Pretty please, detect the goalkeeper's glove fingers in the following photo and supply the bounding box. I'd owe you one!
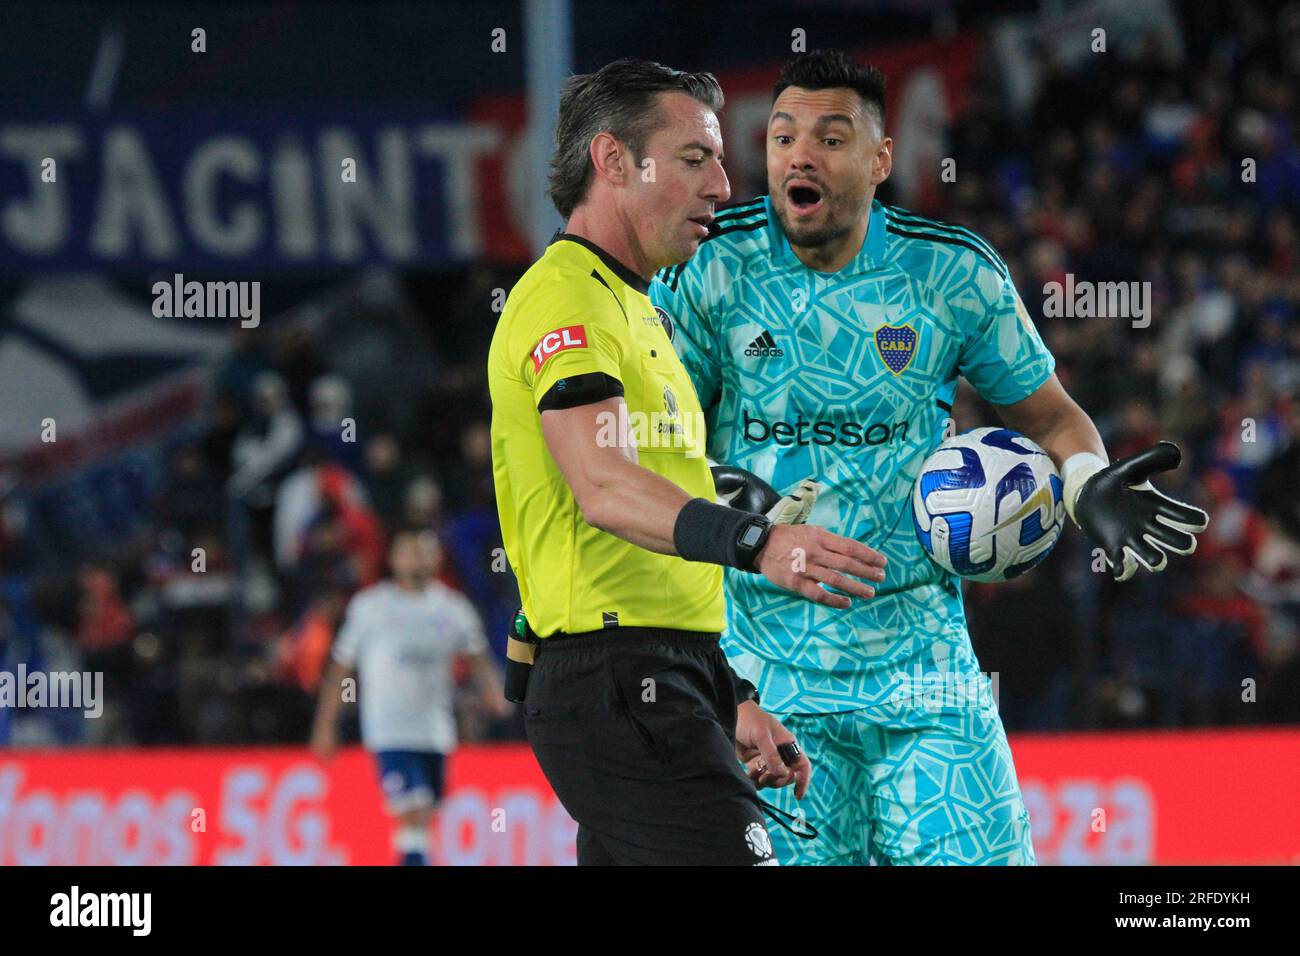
[765,478,820,525]
[712,464,780,514]
[711,466,819,524]
[1068,441,1209,583]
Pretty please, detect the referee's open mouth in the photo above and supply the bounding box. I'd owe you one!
[686,214,714,238]
[785,179,824,218]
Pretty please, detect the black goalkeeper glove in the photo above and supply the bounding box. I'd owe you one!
[1066,441,1210,583]
[711,465,819,524]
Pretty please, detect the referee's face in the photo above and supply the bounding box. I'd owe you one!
[628,91,730,271]
[767,86,888,251]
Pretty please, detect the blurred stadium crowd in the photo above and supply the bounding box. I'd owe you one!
[0,284,522,746]
[1,1,1297,746]
[957,3,1300,730]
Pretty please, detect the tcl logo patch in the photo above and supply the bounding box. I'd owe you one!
[532,325,587,371]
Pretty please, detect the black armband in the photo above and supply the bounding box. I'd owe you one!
[537,372,624,412]
[673,497,772,573]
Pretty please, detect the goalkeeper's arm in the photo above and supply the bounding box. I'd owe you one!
[995,374,1208,581]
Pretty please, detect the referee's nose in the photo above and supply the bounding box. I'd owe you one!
[704,157,731,206]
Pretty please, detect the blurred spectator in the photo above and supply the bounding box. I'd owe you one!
[274,585,347,695]
[143,529,233,651]
[402,475,444,531]
[1212,363,1290,499]
[77,564,135,657]
[1179,471,1271,659]
[153,442,224,542]
[1257,401,1300,544]
[442,421,495,512]
[229,372,304,561]
[295,465,386,597]
[272,325,328,413]
[229,373,305,504]
[0,470,27,574]
[274,447,371,577]
[214,327,273,413]
[307,374,365,476]
[364,434,422,532]
[201,393,243,477]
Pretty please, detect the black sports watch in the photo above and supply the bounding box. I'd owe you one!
[734,513,773,572]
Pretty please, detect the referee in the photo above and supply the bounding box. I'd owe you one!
[488,59,887,865]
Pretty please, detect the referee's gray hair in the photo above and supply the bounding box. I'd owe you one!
[548,59,724,220]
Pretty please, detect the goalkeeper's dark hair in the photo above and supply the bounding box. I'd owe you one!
[773,50,887,132]
[548,59,724,220]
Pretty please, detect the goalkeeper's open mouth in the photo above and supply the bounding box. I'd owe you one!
[785,179,824,217]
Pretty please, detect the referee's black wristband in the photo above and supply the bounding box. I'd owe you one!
[734,677,760,707]
[673,498,772,573]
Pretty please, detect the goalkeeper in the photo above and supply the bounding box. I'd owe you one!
[651,50,1208,864]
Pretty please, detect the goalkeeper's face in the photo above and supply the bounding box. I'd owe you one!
[767,86,890,250]
[624,91,731,271]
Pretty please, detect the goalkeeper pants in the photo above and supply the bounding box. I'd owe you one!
[762,703,1036,865]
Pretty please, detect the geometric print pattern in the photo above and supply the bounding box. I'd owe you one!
[650,195,1056,715]
[762,702,1036,865]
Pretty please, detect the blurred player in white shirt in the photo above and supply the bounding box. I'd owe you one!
[312,529,511,865]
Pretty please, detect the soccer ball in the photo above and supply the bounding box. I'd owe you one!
[912,427,1066,582]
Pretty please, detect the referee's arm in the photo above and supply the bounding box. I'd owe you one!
[542,397,691,553]
[542,396,887,608]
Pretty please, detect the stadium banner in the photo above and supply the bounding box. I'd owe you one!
[0,744,575,866]
[2,728,1297,865]
[0,36,977,275]
[1010,728,1300,865]
[0,112,486,274]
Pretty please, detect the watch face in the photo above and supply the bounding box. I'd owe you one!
[740,523,764,547]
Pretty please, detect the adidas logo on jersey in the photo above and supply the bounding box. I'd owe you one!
[744,330,783,357]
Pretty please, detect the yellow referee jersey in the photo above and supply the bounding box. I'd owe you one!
[488,233,725,638]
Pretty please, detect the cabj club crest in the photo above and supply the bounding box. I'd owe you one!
[875,323,917,374]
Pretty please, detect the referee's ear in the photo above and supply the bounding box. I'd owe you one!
[588,131,629,188]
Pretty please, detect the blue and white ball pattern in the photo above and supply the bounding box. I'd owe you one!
[913,427,1065,582]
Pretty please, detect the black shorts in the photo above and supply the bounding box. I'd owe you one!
[523,629,776,865]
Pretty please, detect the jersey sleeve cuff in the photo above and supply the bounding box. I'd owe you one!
[984,357,1056,408]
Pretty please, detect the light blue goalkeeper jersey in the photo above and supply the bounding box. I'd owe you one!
[650,196,1055,714]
